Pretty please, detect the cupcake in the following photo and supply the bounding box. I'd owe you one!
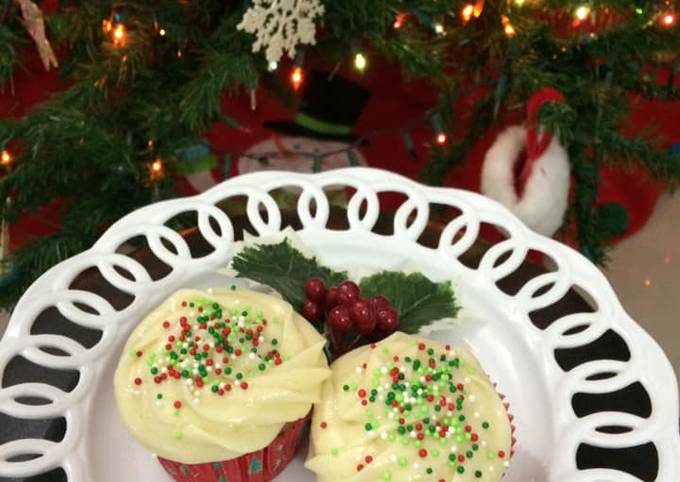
[115,288,331,482]
[306,332,512,481]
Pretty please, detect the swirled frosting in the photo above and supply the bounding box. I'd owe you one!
[114,288,330,464]
[306,332,511,481]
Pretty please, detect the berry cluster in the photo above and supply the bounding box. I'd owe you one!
[302,278,400,340]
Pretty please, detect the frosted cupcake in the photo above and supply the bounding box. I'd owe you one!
[115,288,331,482]
[306,332,512,481]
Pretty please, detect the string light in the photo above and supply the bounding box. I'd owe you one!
[103,19,126,48]
[354,53,367,72]
[394,14,406,29]
[113,24,126,47]
[473,0,485,18]
[575,5,590,21]
[662,12,676,27]
[0,150,12,166]
[436,133,447,145]
[150,158,164,180]
[502,16,516,37]
[434,22,445,35]
[159,28,166,36]
[462,4,475,23]
[291,67,304,91]
[177,50,183,57]
[267,60,278,72]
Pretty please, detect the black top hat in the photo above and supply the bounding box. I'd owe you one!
[264,70,371,142]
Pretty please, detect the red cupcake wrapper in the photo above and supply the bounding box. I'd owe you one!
[158,417,308,482]
[497,390,517,458]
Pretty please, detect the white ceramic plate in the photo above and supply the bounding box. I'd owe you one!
[0,168,678,482]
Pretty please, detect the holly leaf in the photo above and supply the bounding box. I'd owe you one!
[232,241,460,335]
[359,272,460,334]
[231,239,346,311]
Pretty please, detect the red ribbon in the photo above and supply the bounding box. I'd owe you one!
[515,88,565,197]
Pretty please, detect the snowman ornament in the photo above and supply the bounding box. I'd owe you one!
[186,70,371,192]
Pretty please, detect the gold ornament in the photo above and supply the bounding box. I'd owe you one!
[17,0,58,71]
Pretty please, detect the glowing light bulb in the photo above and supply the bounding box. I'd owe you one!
[354,53,367,71]
[113,24,126,47]
[462,4,474,22]
[436,133,447,145]
[502,16,516,37]
[644,278,652,287]
[394,14,406,29]
[291,67,303,91]
[514,0,525,6]
[159,28,166,36]
[473,0,484,18]
[267,60,278,72]
[434,22,445,35]
[0,150,11,165]
[575,6,590,21]
[150,159,164,180]
[662,13,676,27]
[102,19,112,33]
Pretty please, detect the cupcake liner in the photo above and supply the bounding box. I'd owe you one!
[498,392,516,458]
[494,385,516,464]
[158,417,308,482]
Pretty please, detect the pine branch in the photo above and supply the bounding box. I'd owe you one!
[0,23,22,84]
[601,129,680,182]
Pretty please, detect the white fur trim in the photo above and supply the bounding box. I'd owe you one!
[480,125,570,236]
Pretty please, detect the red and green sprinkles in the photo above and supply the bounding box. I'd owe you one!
[339,339,507,480]
[130,296,287,424]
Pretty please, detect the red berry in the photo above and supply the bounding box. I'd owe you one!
[328,305,352,333]
[337,281,360,305]
[325,287,339,308]
[370,295,391,311]
[304,278,327,303]
[302,300,323,322]
[350,300,376,335]
[376,307,400,333]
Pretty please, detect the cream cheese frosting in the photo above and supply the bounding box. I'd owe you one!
[306,332,511,481]
[114,288,330,464]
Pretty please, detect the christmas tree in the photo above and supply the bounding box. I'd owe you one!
[1,0,680,308]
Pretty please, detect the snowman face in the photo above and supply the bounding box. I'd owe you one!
[238,135,366,175]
